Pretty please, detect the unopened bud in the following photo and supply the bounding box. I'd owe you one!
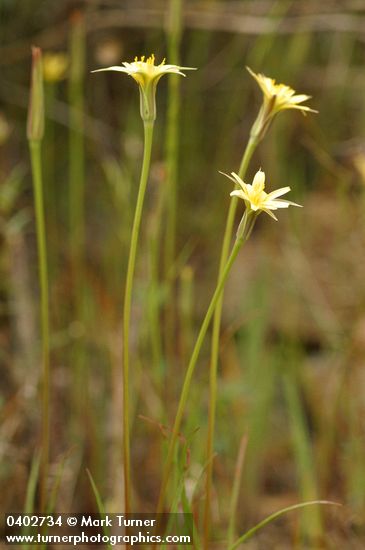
[27,46,44,142]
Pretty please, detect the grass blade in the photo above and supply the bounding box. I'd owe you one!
[86,469,112,549]
[228,500,341,549]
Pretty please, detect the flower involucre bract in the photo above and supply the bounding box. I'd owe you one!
[92,54,196,122]
[224,169,301,221]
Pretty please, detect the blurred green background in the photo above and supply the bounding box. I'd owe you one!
[1,1,365,547]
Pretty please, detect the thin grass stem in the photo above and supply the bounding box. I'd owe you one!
[228,500,340,549]
[69,13,85,274]
[29,140,50,511]
[283,368,323,542]
[68,12,87,436]
[164,0,183,361]
[23,452,40,548]
[227,435,249,547]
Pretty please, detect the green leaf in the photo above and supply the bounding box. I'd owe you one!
[228,500,341,549]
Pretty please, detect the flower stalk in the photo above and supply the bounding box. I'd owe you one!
[122,119,154,512]
[203,68,315,547]
[93,54,195,513]
[157,232,247,513]
[203,136,258,548]
[158,161,301,511]
[203,167,301,543]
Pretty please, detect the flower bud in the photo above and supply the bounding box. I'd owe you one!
[27,46,45,142]
[43,52,68,83]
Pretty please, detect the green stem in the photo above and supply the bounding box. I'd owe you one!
[147,186,164,387]
[283,369,323,542]
[69,13,85,277]
[157,235,245,513]
[44,82,57,255]
[123,120,154,513]
[164,0,183,361]
[203,136,258,548]
[68,13,86,436]
[227,435,248,547]
[29,140,50,512]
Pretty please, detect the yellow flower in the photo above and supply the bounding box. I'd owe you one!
[247,67,316,114]
[92,54,192,84]
[92,54,196,121]
[43,52,68,82]
[224,169,301,221]
[247,67,317,141]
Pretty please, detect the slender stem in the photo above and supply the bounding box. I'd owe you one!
[69,13,85,277]
[157,236,245,513]
[147,186,164,385]
[164,0,183,361]
[283,369,323,541]
[123,120,154,513]
[44,83,57,262]
[29,140,50,512]
[68,13,86,435]
[227,435,248,547]
[203,135,258,548]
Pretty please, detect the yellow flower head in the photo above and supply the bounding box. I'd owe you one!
[247,67,316,116]
[43,52,68,82]
[247,67,317,141]
[92,54,196,121]
[93,54,193,85]
[224,169,301,221]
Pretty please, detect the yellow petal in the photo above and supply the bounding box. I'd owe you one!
[252,170,265,192]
